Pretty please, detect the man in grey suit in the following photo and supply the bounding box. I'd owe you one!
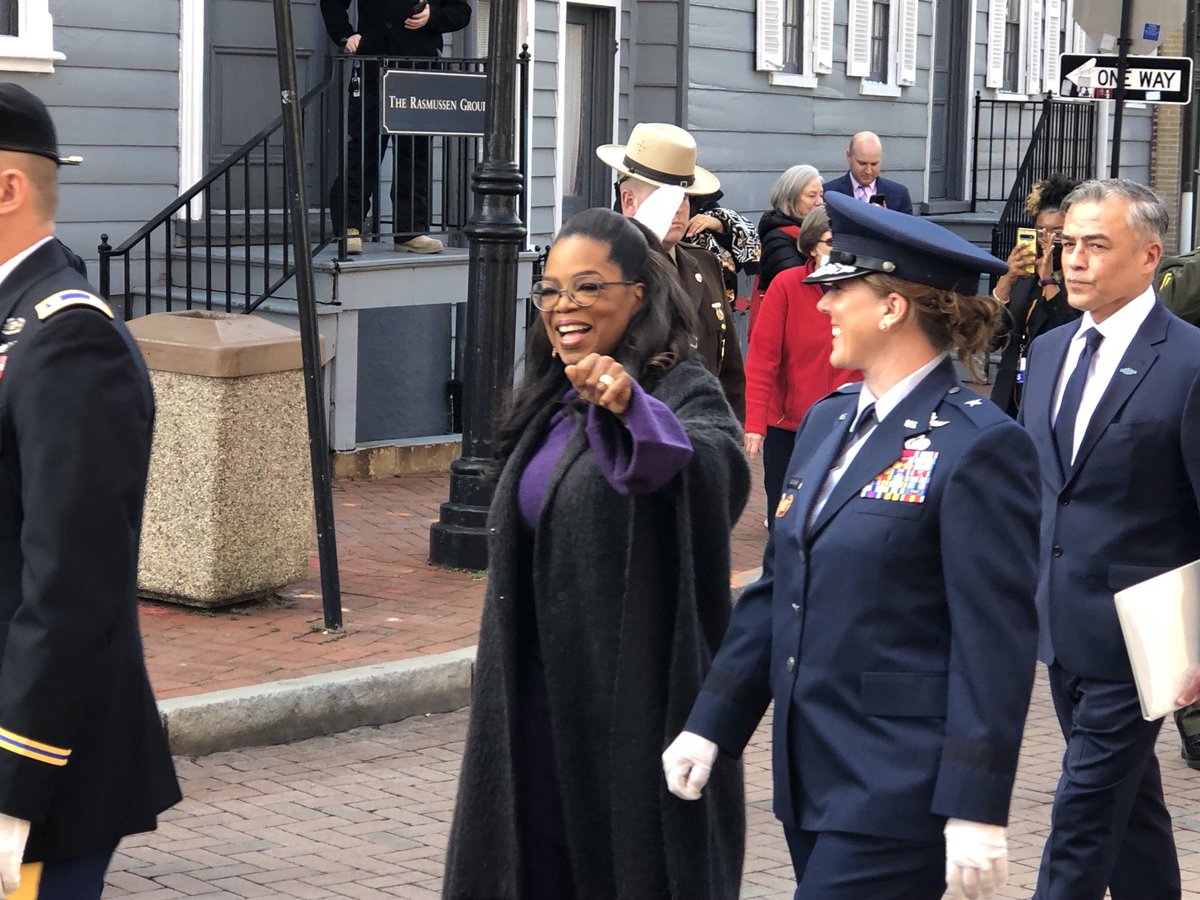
[1019,178,1200,899]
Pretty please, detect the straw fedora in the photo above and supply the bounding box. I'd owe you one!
[596,122,720,196]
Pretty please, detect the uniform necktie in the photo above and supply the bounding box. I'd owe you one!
[1053,327,1104,470]
[840,402,877,458]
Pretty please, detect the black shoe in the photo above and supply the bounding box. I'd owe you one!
[1174,708,1200,770]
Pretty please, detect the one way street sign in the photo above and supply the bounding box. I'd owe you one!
[1058,54,1193,105]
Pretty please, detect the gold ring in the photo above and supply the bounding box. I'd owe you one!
[598,373,615,387]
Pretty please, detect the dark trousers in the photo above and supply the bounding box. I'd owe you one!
[763,426,797,525]
[329,60,431,241]
[783,827,944,899]
[1035,662,1180,900]
[24,843,117,899]
[515,652,577,900]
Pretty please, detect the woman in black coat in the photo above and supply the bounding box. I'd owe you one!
[990,175,1081,417]
[443,209,749,900]
[750,164,824,335]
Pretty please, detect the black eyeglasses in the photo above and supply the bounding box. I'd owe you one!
[531,278,639,311]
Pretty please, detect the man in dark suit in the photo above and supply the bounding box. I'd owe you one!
[598,123,746,422]
[321,0,472,255]
[0,84,181,898]
[823,131,914,215]
[1019,178,1200,899]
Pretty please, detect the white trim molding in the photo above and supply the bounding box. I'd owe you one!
[179,0,205,219]
[0,2,64,74]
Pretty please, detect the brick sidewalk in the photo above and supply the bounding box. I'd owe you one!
[141,463,770,700]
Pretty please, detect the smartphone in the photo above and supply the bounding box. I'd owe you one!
[1016,227,1037,274]
[868,194,887,208]
[410,0,428,15]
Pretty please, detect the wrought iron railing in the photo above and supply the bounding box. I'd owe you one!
[988,98,1097,273]
[972,93,1096,213]
[99,51,531,320]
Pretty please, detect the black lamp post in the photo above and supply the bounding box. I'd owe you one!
[428,0,525,568]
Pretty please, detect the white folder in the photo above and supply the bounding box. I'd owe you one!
[1113,559,1200,721]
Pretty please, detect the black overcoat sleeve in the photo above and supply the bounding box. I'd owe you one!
[0,309,153,822]
[427,0,472,36]
[320,0,355,44]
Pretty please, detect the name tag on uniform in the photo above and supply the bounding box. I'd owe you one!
[860,450,938,503]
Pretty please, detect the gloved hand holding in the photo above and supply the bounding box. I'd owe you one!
[944,818,1007,899]
[662,731,718,800]
[0,813,30,896]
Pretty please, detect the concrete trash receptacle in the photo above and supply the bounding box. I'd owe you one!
[128,311,320,608]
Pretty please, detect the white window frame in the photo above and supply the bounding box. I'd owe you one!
[988,0,1073,98]
[845,0,917,98]
[757,0,833,89]
[0,1,63,73]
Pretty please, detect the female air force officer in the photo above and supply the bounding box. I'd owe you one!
[663,192,1042,899]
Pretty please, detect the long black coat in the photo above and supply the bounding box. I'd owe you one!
[444,360,750,900]
[990,275,1081,417]
[0,239,181,861]
[320,0,472,56]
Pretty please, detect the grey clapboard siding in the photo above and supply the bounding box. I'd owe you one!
[529,0,558,246]
[684,0,932,215]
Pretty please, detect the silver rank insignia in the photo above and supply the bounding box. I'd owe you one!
[965,398,983,407]
[1,317,24,336]
[904,419,919,429]
[930,412,950,428]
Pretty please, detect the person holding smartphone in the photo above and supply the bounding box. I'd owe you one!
[989,175,1081,417]
[321,0,471,255]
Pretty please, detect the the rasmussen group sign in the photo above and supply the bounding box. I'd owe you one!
[382,70,487,136]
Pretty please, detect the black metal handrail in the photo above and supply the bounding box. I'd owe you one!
[971,93,1096,213]
[99,69,335,319]
[100,51,531,320]
[989,97,1097,273]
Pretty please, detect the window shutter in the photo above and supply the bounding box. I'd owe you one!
[986,0,1007,88]
[846,0,871,78]
[756,0,786,71]
[1045,0,1062,92]
[813,0,834,74]
[1025,0,1043,94]
[898,0,919,86]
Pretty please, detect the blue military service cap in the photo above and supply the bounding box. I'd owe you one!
[806,192,1008,294]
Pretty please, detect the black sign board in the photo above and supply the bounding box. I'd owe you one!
[1057,54,1193,105]
[381,70,487,136]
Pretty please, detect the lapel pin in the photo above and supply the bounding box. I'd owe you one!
[694,272,703,282]
[905,434,932,451]
[966,398,983,407]
[1119,367,1137,376]
[904,418,919,429]
[838,412,848,421]
[1,317,24,336]
[930,412,950,428]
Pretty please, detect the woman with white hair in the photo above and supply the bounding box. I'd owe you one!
[750,164,823,333]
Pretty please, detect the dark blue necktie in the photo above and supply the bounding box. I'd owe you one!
[1053,328,1104,471]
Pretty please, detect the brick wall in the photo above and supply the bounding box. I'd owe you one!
[1151,27,1186,251]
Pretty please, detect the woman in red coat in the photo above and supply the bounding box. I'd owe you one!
[744,206,862,523]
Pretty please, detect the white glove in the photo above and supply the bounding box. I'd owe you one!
[944,818,1007,899]
[0,813,30,896]
[662,731,718,800]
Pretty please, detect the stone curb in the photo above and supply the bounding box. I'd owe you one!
[155,567,765,756]
[158,646,477,756]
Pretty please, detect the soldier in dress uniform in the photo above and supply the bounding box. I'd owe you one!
[0,84,180,899]
[598,123,746,423]
[663,192,1041,899]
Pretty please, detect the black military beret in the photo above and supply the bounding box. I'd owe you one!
[0,83,81,166]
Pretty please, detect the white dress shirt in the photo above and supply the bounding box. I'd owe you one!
[1051,286,1156,465]
[0,235,53,292]
[809,352,948,525]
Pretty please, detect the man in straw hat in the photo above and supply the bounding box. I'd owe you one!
[597,123,745,422]
[0,83,180,898]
